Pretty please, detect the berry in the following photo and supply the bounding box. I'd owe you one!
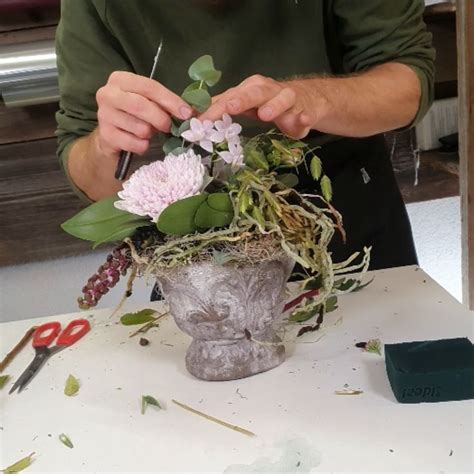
[77,243,132,309]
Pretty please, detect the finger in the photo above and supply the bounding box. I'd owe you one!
[108,71,193,120]
[98,106,154,140]
[257,87,296,122]
[101,87,172,133]
[274,112,311,139]
[99,123,150,155]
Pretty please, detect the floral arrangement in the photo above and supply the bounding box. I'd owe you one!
[62,56,370,334]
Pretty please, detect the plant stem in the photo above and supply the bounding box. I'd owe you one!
[172,399,256,438]
[0,326,37,373]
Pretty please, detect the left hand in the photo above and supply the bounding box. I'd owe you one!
[199,74,327,139]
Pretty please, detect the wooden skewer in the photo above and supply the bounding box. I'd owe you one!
[0,326,37,373]
[172,399,256,438]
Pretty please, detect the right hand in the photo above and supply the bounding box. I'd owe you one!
[94,71,193,157]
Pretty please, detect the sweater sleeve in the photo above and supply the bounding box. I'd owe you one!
[329,0,436,125]
[55,0,132,197]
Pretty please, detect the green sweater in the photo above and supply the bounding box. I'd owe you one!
[56,0,435,174]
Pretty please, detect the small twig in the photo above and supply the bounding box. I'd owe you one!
[129,312,169,338]
[110,266,137,319]
[335,389,364,396]
[172,399,255,437]
[0,326,36,373]
[296,305,325,337]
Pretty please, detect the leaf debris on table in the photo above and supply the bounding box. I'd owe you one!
[3,452,35,473]
[0,375,11,390]
[120,309,158,326]
[355,338,382,355]
[334,389,364,396]
[59,433,74,449]
[141,395,162,415]
[172,399,255,437]
[64,374,80,397]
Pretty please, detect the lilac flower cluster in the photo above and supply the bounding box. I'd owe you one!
[181,114,244,167]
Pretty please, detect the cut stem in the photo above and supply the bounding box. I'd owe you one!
[172,399,255,438]
[0,326,37,373]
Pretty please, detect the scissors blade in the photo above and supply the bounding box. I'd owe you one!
[9,351,50,394]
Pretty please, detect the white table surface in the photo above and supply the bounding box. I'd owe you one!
[0,265,473,474]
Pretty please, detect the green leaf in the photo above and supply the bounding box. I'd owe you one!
[59,433,74,449]
[188,55,222,86]
[325,296,338,313]
[182,87,212,113]
[303,275,323,290]
[366,339,382,355]
[335,278,356,292]
[141,395,161,415]
[354,277,375,292]
[92,220,150,249]
[310,155,322,180]
[157,194,208,235]
[3,453,35,473]
[171,118,191,138]
[61,196,149,245]
[277,173,299,188]
[64,374,80,397]
[120,309,157,326]
[163,137,183,155]
[289,306,320,323]
[320,175,333,202]
[245,148,269,171]
[206,193,233,212]
[251,207,266,228]
[194,200,233,229]
[0,375,11,390]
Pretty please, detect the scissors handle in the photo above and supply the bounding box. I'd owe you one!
[32,322,61,348]
[56,319,91,347]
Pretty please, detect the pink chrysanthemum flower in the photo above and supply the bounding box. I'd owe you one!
[114,150,205,222]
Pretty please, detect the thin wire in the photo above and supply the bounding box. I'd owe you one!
[149,40,163,80]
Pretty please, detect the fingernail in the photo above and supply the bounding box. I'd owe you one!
[228,99,240,112]
[260,107,273,119]
[180,106,192,119]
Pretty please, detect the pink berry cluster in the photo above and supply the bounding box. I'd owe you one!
[78,244,131,309]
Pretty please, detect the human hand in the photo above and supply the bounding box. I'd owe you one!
[94,71,193,158]
[199,74,328,139]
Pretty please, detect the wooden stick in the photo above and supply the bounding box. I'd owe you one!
[172,399,256,438]
[129,312,169,338]
[0,326,36,373]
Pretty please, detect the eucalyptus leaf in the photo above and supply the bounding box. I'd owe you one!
[61,196,149,245]
[182,88,212,113]
[64,374,80,397]
[59,433,73,449]
[157,194,208,235]
[321,175,333,202]
[120,309,157,326]
[3,452,35,473]
[163,137,183,155]
[141,395,161,415]
[277,173,299,188]
[310,156,322,180]
[171,118,191,138]
[0,374,10,390]
[188,55,222,86]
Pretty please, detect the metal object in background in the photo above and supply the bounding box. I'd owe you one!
[0,39,59,107]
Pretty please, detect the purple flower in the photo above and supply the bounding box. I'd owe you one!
[209,114,242,144]
[114,150,205,222]
[218,140,244,167]
[181,118,215,152]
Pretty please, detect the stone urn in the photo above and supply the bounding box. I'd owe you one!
[156,255,294,381]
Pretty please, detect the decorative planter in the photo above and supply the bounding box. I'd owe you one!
[156,256,294,381]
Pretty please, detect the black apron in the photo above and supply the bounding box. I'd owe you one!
[151,134,417,301]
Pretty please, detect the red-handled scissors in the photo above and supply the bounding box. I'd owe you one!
[9,319,90,394]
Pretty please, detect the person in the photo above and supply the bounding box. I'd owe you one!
[55,0,435,271]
